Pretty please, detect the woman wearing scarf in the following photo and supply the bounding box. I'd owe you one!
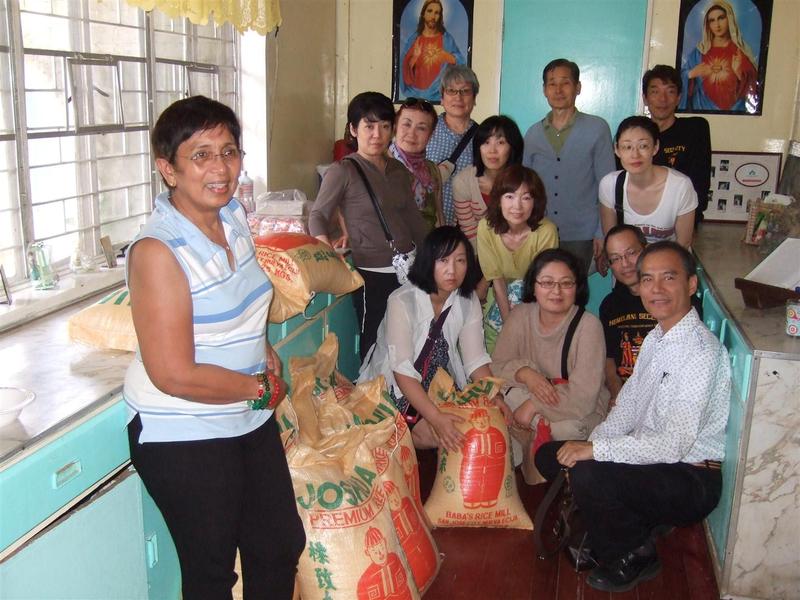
[390,98,444,228]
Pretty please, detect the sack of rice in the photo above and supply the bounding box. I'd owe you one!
[290,335,426,518]
[254,232,363,323]
[67,287,137,352]
[290,423,420,600]
[364,429,440,594]
[423,370,533,530]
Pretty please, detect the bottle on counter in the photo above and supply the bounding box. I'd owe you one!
[237,170,255,214]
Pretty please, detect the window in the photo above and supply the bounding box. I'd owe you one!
[0,0,239,284]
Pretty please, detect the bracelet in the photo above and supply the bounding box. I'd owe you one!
[248,371,278,410]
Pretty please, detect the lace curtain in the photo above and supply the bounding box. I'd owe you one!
[125,0,281,35]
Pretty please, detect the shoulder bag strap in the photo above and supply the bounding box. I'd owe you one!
[445,122,479,165]
[614,170,626,225]
[344,157,395,248]
[560,307,586,381]
[533,469,570,559]
[413,305,452,373]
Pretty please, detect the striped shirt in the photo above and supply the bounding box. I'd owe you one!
[124,192,272,443]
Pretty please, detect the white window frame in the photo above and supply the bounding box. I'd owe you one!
[0,0,240,286]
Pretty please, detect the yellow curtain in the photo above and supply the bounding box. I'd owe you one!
[125,0,281,35]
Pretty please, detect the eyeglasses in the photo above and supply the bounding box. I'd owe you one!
[180,147,244,166]
[535,279,576,290]
[617,142,654,154]
[401,97,435,112]
[443,87,474,98]
[607,248,641,265]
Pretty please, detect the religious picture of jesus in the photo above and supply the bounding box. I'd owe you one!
[392,0,473,103]
[675,0,772,115]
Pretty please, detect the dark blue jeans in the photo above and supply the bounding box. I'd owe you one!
[535,441,722,563]
[129,415,305,600]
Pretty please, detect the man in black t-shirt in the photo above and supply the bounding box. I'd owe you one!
[642,65,711,225]
[599,225,653,401]
[600,225,703,401]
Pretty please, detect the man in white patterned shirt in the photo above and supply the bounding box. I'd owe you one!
[536,240,730,593]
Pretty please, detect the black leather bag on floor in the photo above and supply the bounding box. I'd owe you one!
[533,469,590,569]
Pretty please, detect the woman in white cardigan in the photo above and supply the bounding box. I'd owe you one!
[359,226,511,451]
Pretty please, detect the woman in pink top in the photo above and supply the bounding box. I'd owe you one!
[451,115,523,246]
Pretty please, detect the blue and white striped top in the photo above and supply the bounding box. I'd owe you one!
[123,192,272,443]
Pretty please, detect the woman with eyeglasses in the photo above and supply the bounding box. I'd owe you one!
[389,97,444,228]
[426,64,480,226]
[124,96,304,599]
[598,116,697,248]
[452,115,524,246]
[491,248,609,479]
[477,164,558,353]
[310,91,430,361]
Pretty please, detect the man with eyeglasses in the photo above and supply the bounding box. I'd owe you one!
[535,241,730,593]
[642,65,711,225]
[600,224,702,402]
[599,225,653,401]
[426,64,480,226]
[522,58,615,275]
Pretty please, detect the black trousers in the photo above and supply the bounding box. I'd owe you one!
[535,441,722,563]
[128,415,305,600]
[353,268,401,361]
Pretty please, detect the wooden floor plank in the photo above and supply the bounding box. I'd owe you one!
[415,449,720,600]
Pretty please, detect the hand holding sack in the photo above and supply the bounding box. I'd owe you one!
[423,369,533,530]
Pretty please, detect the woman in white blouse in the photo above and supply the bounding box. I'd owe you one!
[359,226,510,451]
[598,116,697,248]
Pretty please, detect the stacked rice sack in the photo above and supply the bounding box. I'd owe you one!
[253,232,363,323]
[423,370,533,530]
[279,334,440,599]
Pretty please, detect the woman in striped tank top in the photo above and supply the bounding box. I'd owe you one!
[124,96,304,599]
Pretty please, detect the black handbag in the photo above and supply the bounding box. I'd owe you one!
[404,306,452,424]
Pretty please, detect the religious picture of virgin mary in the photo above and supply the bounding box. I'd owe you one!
[392,0,473,103]
[676,0,772,115]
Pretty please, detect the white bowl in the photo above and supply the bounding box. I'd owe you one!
[0,388,35,427]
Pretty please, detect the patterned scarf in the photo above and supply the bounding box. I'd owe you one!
[389,142,434,210]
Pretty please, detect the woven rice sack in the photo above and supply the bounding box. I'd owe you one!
[289,423,420,600]
[423,370,533,530]
[254,233,363,323]
[67,287,137,352]
[292,335,425,518]
[363,428,440,594]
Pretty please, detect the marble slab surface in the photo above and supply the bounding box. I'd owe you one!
[0,294,132,466]
[693,224,800,359]
[726,357,800,599]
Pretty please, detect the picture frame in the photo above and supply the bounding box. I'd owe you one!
[0,265,11,305]
[705,151,781,222]
[392,0,474,104]
[675,0,773,116]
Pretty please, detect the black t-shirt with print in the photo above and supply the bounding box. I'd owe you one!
[600,283,704,382]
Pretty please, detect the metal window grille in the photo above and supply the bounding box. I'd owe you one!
[0,0,239,283]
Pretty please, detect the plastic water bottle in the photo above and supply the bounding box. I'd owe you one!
[237,170,254,213]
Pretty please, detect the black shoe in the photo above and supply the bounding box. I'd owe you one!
[564,540,598,572]
[586,541,661,593]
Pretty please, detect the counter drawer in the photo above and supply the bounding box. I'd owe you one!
[0,400,129,553]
